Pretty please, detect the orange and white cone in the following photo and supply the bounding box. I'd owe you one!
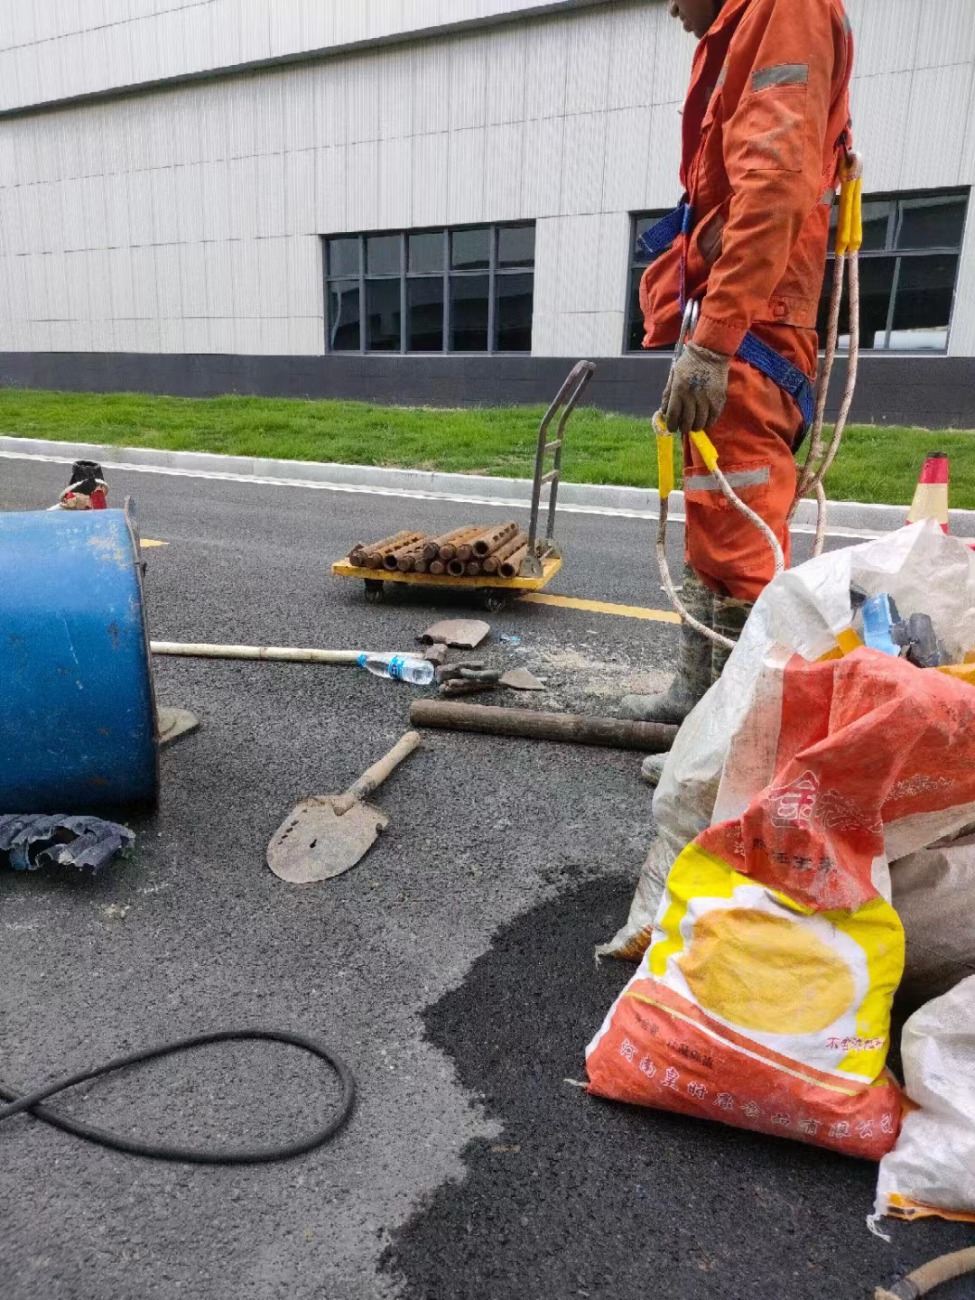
[907,452,949,534]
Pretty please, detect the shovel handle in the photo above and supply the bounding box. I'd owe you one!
[334,731,421,815]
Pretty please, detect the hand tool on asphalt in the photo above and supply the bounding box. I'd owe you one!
[655,157,864,648]
[410,701,676,752]
[267,731,421,884]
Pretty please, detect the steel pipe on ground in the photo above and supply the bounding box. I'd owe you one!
[410,701,677,752]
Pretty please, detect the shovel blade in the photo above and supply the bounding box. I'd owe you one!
[266,795,389,884]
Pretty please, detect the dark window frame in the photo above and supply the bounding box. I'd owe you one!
[324,222,536,355]
[625,188,969,356]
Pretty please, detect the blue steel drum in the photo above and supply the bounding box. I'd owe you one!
[0,508,159,812]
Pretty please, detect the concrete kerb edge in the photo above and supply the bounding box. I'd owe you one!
[3,434,974,536]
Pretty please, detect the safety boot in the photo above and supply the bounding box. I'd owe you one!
[638,591,754,789]
[620,568,714,725]
[711,594,753,681]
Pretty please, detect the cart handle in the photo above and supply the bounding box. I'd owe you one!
[527,360,596,557]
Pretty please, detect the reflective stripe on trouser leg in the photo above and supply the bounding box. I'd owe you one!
[683,356,800,603]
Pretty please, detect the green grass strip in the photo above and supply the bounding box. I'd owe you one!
[0,388,972,509]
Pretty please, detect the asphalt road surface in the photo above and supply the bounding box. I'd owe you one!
[1,453,970,1300]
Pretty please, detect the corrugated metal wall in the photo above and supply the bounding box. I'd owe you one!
[0,0,973,360]
[0,0,617,114]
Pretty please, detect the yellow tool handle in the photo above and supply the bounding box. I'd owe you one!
[690,429,720,473]
[654,415,720,499]
[653,410,675,501]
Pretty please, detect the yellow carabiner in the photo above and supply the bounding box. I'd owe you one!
[653,411,675,501]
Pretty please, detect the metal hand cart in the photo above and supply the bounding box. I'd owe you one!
[331,360,596,612]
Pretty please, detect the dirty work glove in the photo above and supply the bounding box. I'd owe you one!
[663,342,731,435]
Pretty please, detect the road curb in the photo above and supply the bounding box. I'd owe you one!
[3,434,974,537]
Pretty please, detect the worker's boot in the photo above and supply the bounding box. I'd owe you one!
[711,594,754,682]
[620,568,714,725]
[638,589,753,791]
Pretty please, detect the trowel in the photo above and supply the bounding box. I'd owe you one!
[267,731,421,884]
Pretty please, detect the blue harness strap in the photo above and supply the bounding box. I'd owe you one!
[737,331,816,433]
[637,203,693,259]
[638,203,817,434]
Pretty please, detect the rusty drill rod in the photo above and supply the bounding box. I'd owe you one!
[483,531,528,574]
[465,561,482,576]
[392,540,431,573]
[439,526,483,562]
[384,536,433,571]
[365,531,425,568]
[409,701,677,752]
[350,530,414,567]
[429,559,449,575]
[422,526,480,562]
[447,558,466,577]
[473,521,519,558]
[499,543,530,580]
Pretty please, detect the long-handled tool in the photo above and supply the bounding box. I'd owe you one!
[267,732,421,884]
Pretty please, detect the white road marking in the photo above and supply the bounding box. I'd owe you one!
[0,447,890,541]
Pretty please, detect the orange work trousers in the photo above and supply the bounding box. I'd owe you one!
[683,335,813,602]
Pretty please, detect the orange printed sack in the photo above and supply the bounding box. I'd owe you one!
[587,650,975,1160]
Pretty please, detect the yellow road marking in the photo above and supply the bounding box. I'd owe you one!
[518,593,681,624]
[141,539,169,548]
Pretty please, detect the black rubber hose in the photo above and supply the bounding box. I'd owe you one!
[0,1028,355,1165]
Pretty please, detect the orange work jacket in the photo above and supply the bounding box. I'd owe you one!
[642,0,855,368]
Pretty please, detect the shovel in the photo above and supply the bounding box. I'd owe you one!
[267,731,421,884]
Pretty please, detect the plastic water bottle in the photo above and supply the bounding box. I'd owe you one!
[357,652,435,686]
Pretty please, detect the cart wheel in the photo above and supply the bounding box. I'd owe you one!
[364,579,386,604]
[480,589,511,614]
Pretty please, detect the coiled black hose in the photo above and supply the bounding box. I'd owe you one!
[0,1028,355,1165]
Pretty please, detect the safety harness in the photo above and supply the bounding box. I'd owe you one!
[638,202,817,433]
[649,158,864,648]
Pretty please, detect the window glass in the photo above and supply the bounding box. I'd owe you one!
[328,280,360,351]
[365,278,401,351]
[409,232,444,275]
[366,235,401,277]
[627,267,646,352]
[407,278,444,352]
[325,223,535,353]
[896,195,967,251]
[497,224,536,269]
[450,274,490,351]
[889,254,958,351]
[328,237,359,279]
[451,228,491,271]
[495,272,533,351]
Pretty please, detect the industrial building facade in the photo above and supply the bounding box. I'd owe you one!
[1,0,973,423]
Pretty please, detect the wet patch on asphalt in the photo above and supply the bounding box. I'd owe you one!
[383,877,974,1300]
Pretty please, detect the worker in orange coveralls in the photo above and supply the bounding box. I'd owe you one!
[621,0,855,756]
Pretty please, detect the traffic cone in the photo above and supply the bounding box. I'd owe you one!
[907,452,949,533]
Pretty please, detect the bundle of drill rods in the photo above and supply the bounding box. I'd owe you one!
[348,524,532,580]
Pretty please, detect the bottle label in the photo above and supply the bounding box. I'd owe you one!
[388,655,405,680]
